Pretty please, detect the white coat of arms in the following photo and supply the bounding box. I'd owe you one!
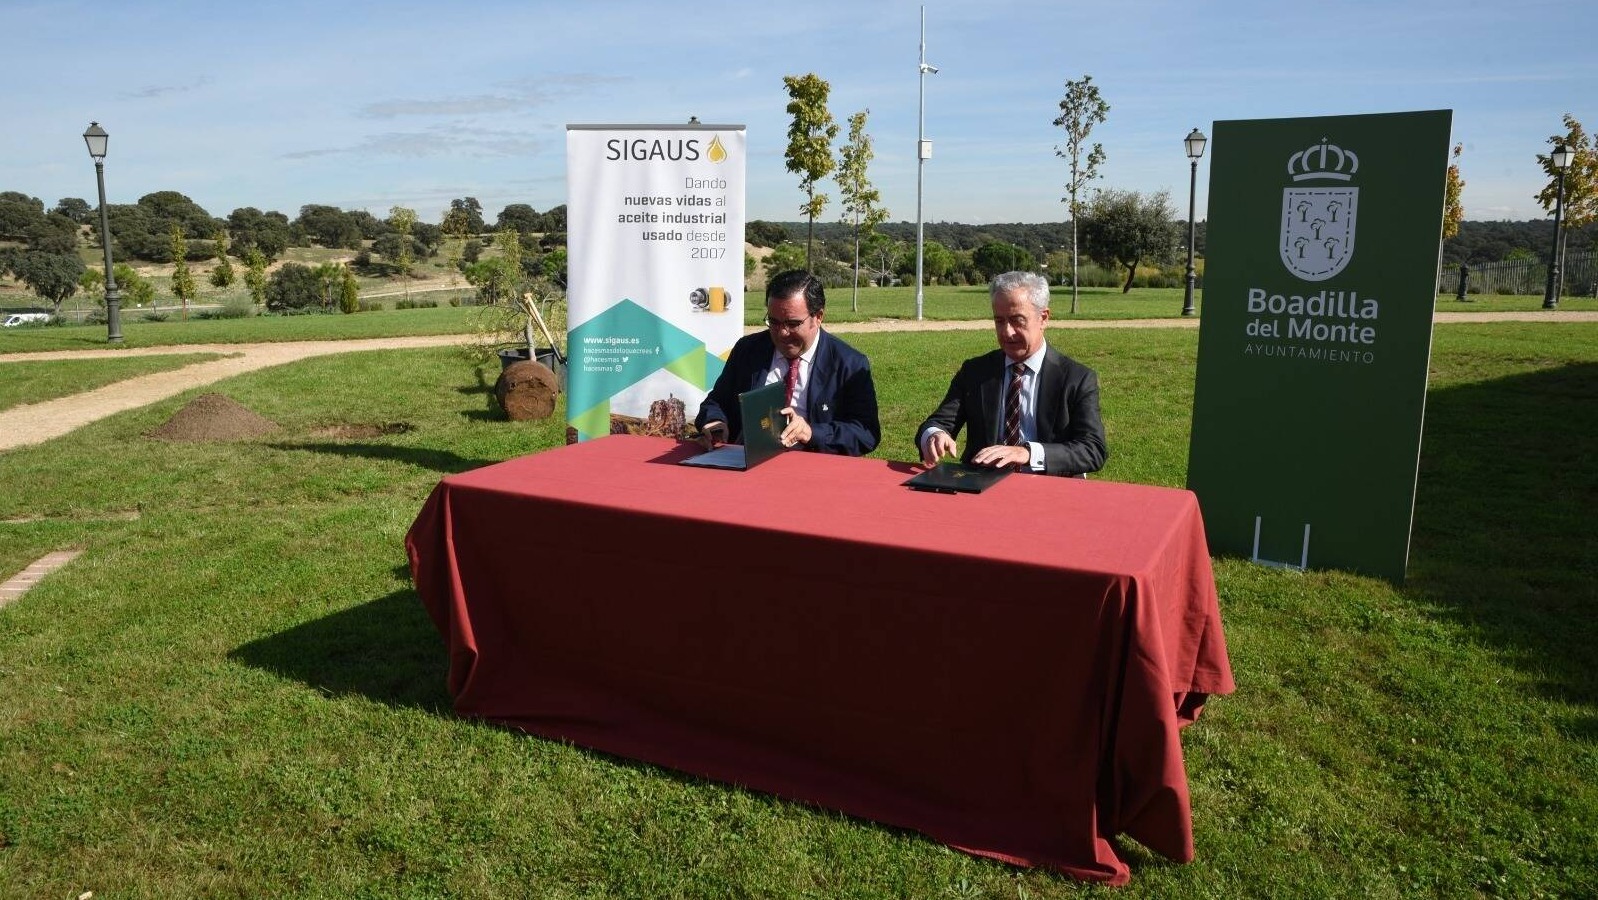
[1280,140,1359,282]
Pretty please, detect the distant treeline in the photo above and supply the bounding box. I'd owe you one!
[750,218,1595,268]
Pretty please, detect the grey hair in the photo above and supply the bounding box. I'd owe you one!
[989,271,1050,312]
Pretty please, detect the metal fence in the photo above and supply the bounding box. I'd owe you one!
[1439,249,1598,297]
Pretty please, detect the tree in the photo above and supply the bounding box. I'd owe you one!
[294,204,363,250]
[442,197,486,236]
[1053,75,1110,313]
[13,251,84,315]
[170,226,198,318]
[782,73,839,271]
[0,192,46,240]
[209,229,236,287]
[1442,143,1465,241]
[746,220,789,248]
[495,203,541,236]
[227,207,292,260]
[53,197,92,225]
[1536,114,1598,235]
[339,266,360,314]
[27,213,80,255]
[836,109,889,312]
[1081,190,1179,293]
[312,262,346,310]
[972,241,1037,280]
[243,247,269,307]
[388,206,417,302]
[114,263,156,311]
[265,262,323,311]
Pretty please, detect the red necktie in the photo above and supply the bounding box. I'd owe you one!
[785,357,801,407]
[1004,363,1025,446]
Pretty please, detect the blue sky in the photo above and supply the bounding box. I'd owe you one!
[3,0,1592,226]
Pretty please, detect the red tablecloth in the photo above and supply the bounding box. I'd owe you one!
[406,435,1233,884]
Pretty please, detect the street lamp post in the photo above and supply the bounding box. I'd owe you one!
[914,5,938,320]
[1182,127,1207,317]
[83,122,122,343]
[1542,144,1574,310]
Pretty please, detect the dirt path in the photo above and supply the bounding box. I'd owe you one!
[0,336,462,451]
[1,310,1592,453]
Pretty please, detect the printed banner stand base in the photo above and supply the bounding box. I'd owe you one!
[1250,517,1310,572]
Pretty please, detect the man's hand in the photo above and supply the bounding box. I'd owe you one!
[971,444,1030,469]
[920,430,957,467]
[779,408,812,449]
[698,421,728,450]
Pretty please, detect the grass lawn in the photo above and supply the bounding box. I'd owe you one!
[0,324,1595,898]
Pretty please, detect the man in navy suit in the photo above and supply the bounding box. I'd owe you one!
[695,270,880,456]
[916,271,1107,476]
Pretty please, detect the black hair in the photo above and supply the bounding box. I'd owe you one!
[765,270,826,316]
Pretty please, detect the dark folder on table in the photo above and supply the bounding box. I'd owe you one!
[903,461,1012,494]
[680,380,787,471]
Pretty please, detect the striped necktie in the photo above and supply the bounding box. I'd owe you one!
[1004,362,1025,446]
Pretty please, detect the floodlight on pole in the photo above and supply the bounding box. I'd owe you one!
[83,122,122,343]
[1182,127,1207,317]
[914,5,938,321]
[1542,144,1574,310]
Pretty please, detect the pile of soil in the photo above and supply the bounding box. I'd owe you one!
[148,392,280,442]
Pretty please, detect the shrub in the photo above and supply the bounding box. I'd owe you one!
[265,262,322,310]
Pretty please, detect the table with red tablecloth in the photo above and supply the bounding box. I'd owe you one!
[405,434,1233,884]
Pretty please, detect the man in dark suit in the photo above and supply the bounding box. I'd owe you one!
[695,270,880,456]
[916,271,1107,476]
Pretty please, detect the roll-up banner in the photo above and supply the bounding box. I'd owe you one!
[565,124,747,441]
[1187,110,1452,582]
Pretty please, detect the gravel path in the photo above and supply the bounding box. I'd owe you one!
[1,310,1592,452]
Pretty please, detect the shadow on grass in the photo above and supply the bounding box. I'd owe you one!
[230,589,451,712]
[1409,361,1598,739]
[269,441,497,474]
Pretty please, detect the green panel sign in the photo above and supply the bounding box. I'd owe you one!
[1187,110,1452,582]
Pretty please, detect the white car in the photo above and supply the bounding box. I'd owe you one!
[2,313,51,327]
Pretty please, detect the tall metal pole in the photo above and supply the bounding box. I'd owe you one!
[93,158,123,343]
[914,6,935,321]
[1182,156,1199,316]
[1543,167,1568,310]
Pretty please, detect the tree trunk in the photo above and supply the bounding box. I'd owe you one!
[1121,258,1138,293]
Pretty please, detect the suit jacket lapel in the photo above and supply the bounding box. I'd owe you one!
[986,352,1006,445]
[1035,349,1064,438]
[806,332,833,418]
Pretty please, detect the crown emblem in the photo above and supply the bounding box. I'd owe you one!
[1287,139,1359,182]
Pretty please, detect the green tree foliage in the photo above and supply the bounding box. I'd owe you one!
[312,262,346,310]
[0,191,46,240]
[169,226,198,317]
[895,239,954,285]
[971,241,1037,280]
[114,263,156,310]
[339,266,360,314]
[782,73,839,270]
[265,262,323,311]
[104,191,221,262]
[243,247,269,306]
[294,204,363,250]
[1053,75,1110,313]
[388,206,417,302]
[80,266,104,298]
[1443,143,1465,241]
[53,197,92,224]
[495,203,541,237]
[13,251,85,313]
[1081,189,1178,293]
[836,109,888,311]
[745,221,790,248]
[210,229,236,287]
[1536,114,1597,232]
[226,207,292,260]
[763,242,808,279]
[442,197,486,236]
[27,213,80,254]
[540,247,568,287]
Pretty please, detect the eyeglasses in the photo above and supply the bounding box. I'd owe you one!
[765,314,813,330]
